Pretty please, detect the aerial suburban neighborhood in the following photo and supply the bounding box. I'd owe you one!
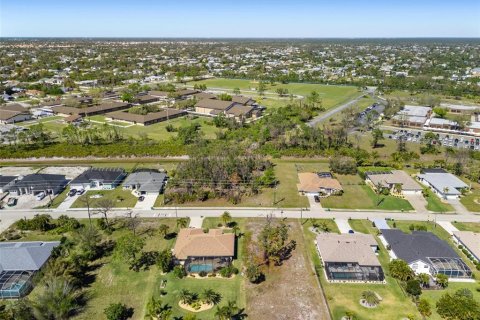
[0,1,480,320]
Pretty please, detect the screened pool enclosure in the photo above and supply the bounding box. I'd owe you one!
[0,270,33,299]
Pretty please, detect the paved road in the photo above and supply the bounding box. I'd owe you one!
[307,92,370,127]
[1,206,479,233]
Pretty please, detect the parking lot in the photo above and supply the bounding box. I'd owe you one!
[386,128,480,150]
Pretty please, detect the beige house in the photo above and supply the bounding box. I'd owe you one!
[365,170,423,195]
[453,231,480,262]
[297,172,343,196]
[173,229,235,273]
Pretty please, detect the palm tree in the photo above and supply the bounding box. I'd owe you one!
[158,224,170,238]
[443,187,449,200]
[201,289,222,305]
[417,273,430,288]
[31,277,83,320]
[361,291,380,307]
[221,211,232,226]
[176,218,188,230]
[215,300,238,320]
[179,289,196,305]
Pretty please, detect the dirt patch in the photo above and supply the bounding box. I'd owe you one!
[38,166,89,180]
[0,166,37,176]
[245,220,330,320]
[178,301,213,313]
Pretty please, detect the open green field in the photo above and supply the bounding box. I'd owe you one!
[460,181,480,212]
[320,174,414,211]
[303,219,419,320]
[186,78,361,110]
[71,187,138,208]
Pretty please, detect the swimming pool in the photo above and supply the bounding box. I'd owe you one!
[188,264,213,273]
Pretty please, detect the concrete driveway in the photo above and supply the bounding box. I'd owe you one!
[335,219,354,234]
[437,221,459,236]
[57,193,80,211]
[447,199,470,215]
[134,194,156,210]
[307,195,323,210]
[404,194,428,214]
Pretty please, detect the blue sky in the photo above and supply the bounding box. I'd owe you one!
[1,0,479,37]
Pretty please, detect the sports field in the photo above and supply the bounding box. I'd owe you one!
[186,78,360,110]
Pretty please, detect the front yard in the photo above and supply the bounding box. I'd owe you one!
[320,174,414,211]
[71,187,138,208]
[460,181,480,212]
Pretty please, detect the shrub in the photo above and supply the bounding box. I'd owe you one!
[219,265,238,278]
[173,265,187,279]
[104,303,132,320]
[198,271,207,277]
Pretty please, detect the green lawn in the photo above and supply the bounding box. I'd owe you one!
[302,219,419,320]
[186,78,360,110]
[320,175,414,211]
[452,221,480,232]
[460,181,480,212]
[424,189,455,212]
[71,187,138,208]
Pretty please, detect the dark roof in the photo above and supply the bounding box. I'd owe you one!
[0,241,60,271]
[0,176,17,188]
[195,99,235,111]
[226,104,254,117]
[0,104,30,121]
[70,168,125,184]
[9,174,67,192]
[421,168,448,174]
[148,91,169,97]
[134,95,159,104]
[193,92,216,100]
[52,102,130,116]
[382,229,459,263]
[106,108,186,124]
[1,104,28,112]
[232,95,254,105]
[64,114,82,123]
[176,89,198,96]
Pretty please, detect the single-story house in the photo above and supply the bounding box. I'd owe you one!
[297,172,343,196]
[315,233,384,282]
[417,168,468,199]
[365,170,423,195]
[192,92,217,100]
[175,89,199,99]
[52,101,130,117]
[452,231,480,262]
[0,241,60,298]
[381,229,472,279]
[173,228,235,274]
[105,108,186,126]
[195,99,237,115]
[7,174,68,196]
[123,170,167,195]
[70,168,126,190]
[0,176,18,193]
[134,94,159,105]
[232,95,255,106]
[0,104,31,124]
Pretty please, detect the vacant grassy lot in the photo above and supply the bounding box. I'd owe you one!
[187,78,360,110]
[460,181,480,212]
[303,219,419,320]
[71,187,138,208]
[320,174,414,211]
[167,160,309,208]
[245,219,330,320]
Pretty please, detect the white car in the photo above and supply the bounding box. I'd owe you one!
[35,192,46,201]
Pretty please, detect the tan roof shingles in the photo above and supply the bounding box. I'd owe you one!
[453,231,480,259]
[174,228,235,260]
[316,233,381,266]
[367,170,422,191]
[297,172,342,193]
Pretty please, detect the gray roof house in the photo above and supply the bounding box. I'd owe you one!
[381,229,471,279]
[417,168,468,199]
[0,176,17,193]
[70,168,126,190]
[7,174,67,196]
[0,241,60,298]
[123,170,167,195]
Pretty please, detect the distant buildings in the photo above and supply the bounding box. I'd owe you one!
[0,104,31,124]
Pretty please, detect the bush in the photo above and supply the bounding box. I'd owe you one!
[219,265,238,278]
[173,265,187,279]
[55,215,81,233]
[329,156,357,175]
[104,303,132,320]
[16,214,54,231]
[198,271,207,277]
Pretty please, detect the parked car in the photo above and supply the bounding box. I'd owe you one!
[68,189,77,197]
[7,197,17,207]
[35,192,46,201]
[314,195,320,203]
[76,189,85,195]
[138,196,145,202]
